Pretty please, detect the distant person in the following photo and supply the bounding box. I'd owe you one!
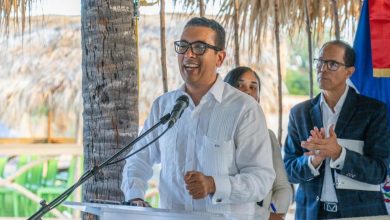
[284,40,390,219]
[225,66,292,220]
[121,17,275,218]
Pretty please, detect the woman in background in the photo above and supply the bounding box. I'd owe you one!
[225,66,292,220]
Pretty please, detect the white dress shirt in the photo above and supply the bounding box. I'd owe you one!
[121,75,275,218]
[308,85,349,202]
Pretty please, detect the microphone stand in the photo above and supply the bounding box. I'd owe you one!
[28,113,172,220]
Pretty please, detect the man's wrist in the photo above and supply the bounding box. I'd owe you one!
[311,157,323,168]
[331,144,342,161]
[207,176,216,194]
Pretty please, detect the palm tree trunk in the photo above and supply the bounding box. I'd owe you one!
[160,0,168,93]
[274,0,283,145]
[303,0,314,99]
[81,0,139,218]
[199,0,205,17]
[331,0,340,40]
[233,0,240,66]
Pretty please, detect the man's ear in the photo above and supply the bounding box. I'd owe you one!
[346,66,355,78]
[216,50,226,67]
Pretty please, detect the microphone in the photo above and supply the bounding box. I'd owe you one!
[168,95,189,128]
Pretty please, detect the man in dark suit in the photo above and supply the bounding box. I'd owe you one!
[284,40,390,220]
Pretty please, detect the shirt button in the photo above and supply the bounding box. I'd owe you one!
[316,196,319,201]
[216,198,222,203]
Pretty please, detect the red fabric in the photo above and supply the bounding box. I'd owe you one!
[369,0,390,68]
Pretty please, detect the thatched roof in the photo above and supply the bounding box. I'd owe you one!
[1,1,362,38]
[0,16,82,132]
[0,0,363,61]
[0,15,283,133]
[179,0,362,55]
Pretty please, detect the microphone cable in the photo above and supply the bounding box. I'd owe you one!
[106,126,170,166]
[28,115,172,219]
[39,126,170,214]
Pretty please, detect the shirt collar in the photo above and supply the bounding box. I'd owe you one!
[320,85,349,114]
[206,74,224,103]
[178,74,224,104]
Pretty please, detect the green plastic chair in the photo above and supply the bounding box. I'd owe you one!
[25,157,57,216]
[24,156,46,216]
[37,157,78,217]
[44,159,59,187]
[0,157,10,216]
[14,156,34,217]
[25,156,44,193]
[0,156,29,217]
[7,156,46,217]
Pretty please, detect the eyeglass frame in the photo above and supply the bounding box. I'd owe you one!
[313,58,349,71]
[174,40,223,55]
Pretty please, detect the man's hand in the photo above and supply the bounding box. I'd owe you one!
[184,171,215,199]
[302,125,342,162]
[269,213,285,220]
[302,127,326,167]
[126,198,151,207]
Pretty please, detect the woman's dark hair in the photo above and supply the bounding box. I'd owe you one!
[224,66,261,92]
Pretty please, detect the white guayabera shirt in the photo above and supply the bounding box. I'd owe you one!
[121,75,275,218]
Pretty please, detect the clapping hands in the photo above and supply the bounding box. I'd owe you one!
[301,125,342,167]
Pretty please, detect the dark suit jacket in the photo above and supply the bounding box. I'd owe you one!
[284,87,390,220]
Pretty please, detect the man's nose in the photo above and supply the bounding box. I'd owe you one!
[319,62,327,71]
[184,47,196,58]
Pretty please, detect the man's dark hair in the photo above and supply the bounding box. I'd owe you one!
[184,17,226,50]
[224,66,261,92]
[321,40,355,67]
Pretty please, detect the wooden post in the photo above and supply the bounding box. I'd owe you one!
[160,0,168,93]
[199,0,205,17]
[303,0,314,99]
[331,0,340,40]
[47,110,52,143]
[274,0,283,145]
[233,0,240,66]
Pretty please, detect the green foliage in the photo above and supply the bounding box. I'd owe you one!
[31,105,49,116]
[285,68,320,96]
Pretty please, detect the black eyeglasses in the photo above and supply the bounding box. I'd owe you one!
[174,40,222,55]
[314,58,347,71]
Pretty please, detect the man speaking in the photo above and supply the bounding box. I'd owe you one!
[121,17,275,218]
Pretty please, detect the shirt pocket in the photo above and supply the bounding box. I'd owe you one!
[199,135,234,176]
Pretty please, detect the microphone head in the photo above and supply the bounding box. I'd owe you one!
[167,95,190,128]
[177,95,189,107]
